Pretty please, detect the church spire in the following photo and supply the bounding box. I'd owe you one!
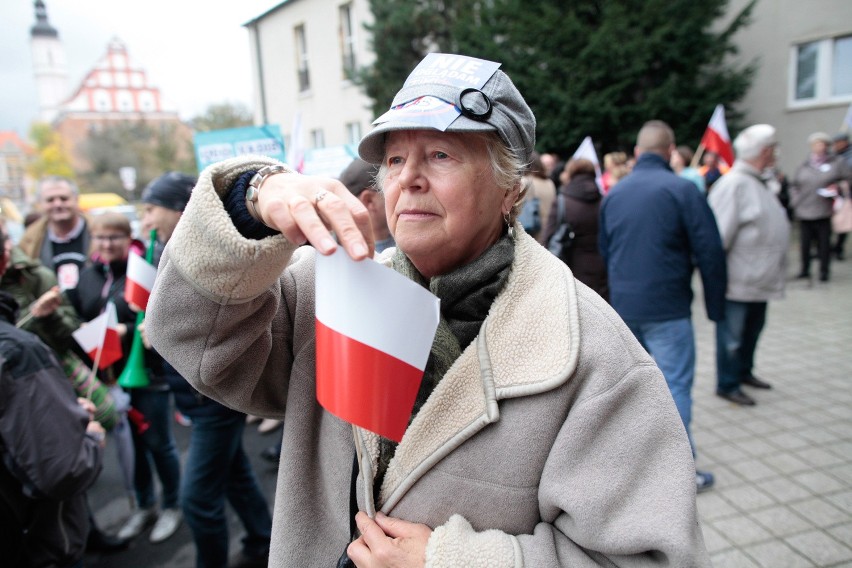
[31,0,59,38]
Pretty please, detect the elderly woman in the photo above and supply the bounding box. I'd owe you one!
[147,54,708,567]
[791,131,852,282]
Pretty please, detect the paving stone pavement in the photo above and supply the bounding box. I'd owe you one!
[692,247,852,567]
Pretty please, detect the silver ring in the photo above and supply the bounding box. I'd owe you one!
[315,190,329,204]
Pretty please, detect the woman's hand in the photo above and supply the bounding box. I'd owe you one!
[30,286,62,318]
[347,512,431,568]
[256,173,375,260]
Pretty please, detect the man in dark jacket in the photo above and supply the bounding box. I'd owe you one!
[600,120,727,493]
[140,172,272,567]
[0,228,105,568]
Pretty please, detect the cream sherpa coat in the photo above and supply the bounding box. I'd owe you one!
[147,156,710,568]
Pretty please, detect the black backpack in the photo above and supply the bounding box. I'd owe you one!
[547,194,576,263]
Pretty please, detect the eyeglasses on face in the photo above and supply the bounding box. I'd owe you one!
[92,234,129,243]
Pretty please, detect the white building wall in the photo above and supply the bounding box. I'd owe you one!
[247,0,376,156]
[725,0,852,174]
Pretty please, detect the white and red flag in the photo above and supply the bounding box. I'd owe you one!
[315,249,440,442]
[72,302,122,370]
[571,136,603,190]
[700,104,734,167]
[125,251,157,310]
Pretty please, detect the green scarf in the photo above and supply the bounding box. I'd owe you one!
[373,234,515,495]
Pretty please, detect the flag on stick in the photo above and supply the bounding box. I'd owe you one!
[699,105,734,167]
[125,251,157,310]
[315,249,439,442]
[571,136,603,189]
[73,303,122,370]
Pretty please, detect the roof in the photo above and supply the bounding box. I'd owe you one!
[0,131,34,155]
[242,0,298,27]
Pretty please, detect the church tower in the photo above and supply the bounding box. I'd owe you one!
[30,0,69,123]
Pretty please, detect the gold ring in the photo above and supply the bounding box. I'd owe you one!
[315,190,329,204]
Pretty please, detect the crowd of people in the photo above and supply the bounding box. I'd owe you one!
[2,50,851,568]
[1,174,273,567]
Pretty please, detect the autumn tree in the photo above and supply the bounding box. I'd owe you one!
[27,122,75,180]
[190,102,254,132]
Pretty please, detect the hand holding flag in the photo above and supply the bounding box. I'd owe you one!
[315,249,440,442]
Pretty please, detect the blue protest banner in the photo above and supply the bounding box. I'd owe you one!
[193,125,286,171]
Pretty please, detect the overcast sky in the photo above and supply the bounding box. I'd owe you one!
[0,0,279,138]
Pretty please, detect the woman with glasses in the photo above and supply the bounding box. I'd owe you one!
[67,211,184,546]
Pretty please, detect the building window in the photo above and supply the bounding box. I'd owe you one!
[94,90,112,111]
[138,91,155,111]
[339,3,357,80]
[791,34,852,105]
[345,121,361,145]
[116,91,134,112]
[295,24,310,93]
[311,129,325,149]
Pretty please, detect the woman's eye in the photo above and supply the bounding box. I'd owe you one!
[434,151,448,160]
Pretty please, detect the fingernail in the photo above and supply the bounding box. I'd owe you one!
[320,237,337,252]
[353,243,367,257]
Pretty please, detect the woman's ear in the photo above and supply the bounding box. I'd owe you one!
[503,180,522,215]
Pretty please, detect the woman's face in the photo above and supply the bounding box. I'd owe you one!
[669,150,684,170]
[92,228,130,264]
[382,130,516,278]
[810,140,828,155]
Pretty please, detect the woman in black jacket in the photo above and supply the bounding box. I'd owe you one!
[67,212,183,544]
[542,158,609,301]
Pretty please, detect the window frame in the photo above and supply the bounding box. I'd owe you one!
[339,3,357,81]
[789,33,852,108]
[295,24,311,93]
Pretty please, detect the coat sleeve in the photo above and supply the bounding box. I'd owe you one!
[146,156,304,418]
[682,190,727,321]
[19,263,81,353]
[425,363,709,567]
[0,337,103,500]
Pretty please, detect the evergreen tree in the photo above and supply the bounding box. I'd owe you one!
[361,0,756,156]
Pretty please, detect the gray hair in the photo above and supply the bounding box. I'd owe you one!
[37,176,79,198]
[733,124,777,161]
[375,131,527,222]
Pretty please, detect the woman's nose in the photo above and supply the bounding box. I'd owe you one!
[396,156,423,191]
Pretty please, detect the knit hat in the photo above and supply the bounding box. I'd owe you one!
[358,53,536,165]
[141,172,196,212]
[339,159,378,197]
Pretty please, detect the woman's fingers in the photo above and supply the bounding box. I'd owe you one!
[257,173,374,259]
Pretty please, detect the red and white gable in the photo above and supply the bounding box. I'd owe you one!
[61,38,174,115]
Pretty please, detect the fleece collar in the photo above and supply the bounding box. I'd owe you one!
[357,229,580,511]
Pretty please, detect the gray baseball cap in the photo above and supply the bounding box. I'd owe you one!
[358,55,536,165]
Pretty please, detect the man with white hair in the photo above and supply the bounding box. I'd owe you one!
[708,125,790,406]
[19,177,90,290]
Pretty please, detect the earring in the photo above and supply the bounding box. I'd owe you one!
[504,212,514,239]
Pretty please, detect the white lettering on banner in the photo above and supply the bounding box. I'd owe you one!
[234,138,283,156]
[198,144,235,164]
